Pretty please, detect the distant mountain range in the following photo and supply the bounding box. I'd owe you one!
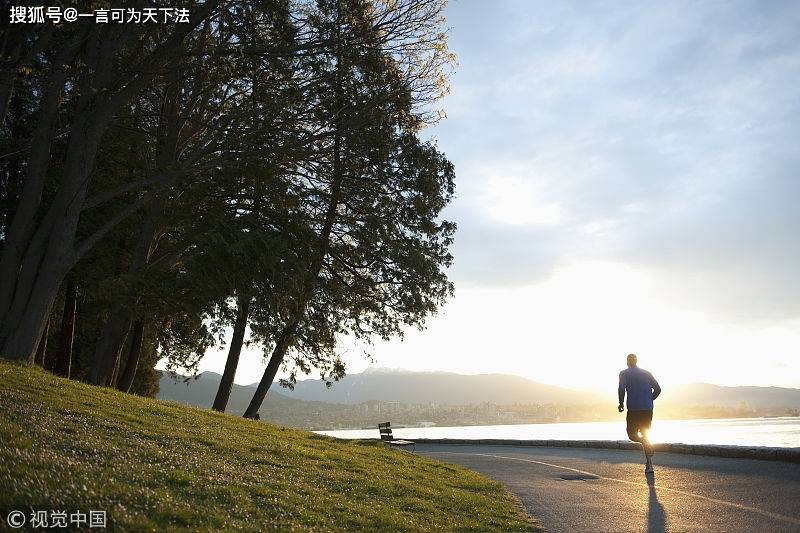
[156,371,325,416]
[272,368,604,405]
[662,383,800,408]
[157,367,800,410]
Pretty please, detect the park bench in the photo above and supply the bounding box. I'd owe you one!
[378,422,415,452]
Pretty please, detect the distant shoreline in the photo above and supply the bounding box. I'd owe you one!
[311,414,800,432]
[318,417,800,449]
[344,414,800,431]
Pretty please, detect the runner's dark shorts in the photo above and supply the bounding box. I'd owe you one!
[626,409,653,441]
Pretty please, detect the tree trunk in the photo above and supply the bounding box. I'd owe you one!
[89,307,132,386]
[89,60,178,385]
[34,317,49,367]
[52,278,76,378]
[0,93,111,363]
[243,21,346,418]
[243,319,299,419]
[88,187,164,387]
[0,39,78,326]
[212,292,252,412]
[0,237,69,364]
[116,320,144,393]
[0,8,217,363]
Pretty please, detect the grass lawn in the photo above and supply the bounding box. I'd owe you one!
[0,361,539,531]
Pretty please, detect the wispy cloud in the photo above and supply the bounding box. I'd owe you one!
[433,0,800,323]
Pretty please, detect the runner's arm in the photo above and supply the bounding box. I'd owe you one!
[650,373,661,401]
[618,372,625,407]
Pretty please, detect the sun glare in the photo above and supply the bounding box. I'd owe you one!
[333,258,800,392]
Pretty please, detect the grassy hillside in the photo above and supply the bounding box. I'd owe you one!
[0,362,537,531]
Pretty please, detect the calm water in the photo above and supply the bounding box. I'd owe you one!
[318,417,800,448]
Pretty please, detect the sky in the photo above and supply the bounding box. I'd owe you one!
[184,0,800,391]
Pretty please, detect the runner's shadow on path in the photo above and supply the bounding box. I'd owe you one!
[646,472,667,533]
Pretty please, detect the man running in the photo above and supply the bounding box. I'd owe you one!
[618,353,661,473]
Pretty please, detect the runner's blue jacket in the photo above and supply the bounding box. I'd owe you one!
[619,366,661,410]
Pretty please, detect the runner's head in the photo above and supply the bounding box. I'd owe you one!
[626,353,637,367]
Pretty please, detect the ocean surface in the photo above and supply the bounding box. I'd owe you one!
[317,417,800,448]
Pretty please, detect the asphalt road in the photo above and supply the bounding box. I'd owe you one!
[418,444,800,533]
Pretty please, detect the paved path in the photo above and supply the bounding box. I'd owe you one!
[418,444,800,532]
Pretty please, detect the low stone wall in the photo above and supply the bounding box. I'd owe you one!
[404,438,800,463]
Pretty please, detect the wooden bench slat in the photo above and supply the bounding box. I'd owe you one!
[376,421,414,451]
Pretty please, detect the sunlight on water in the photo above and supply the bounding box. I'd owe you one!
[318,417,800,448]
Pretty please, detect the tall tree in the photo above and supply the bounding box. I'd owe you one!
[2,0,456,408]
[243,0,454,417]
[0,2,222,363]
[89,1,305,388]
